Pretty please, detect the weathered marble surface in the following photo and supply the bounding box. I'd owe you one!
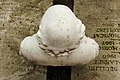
[0,0,120,80]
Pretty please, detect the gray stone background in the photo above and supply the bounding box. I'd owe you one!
[0,0,120,80]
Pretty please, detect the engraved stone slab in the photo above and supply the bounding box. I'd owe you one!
[72,0,120,80]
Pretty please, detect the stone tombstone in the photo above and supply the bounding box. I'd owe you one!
[0,0,52,80]
[0,0,120,80]
[72,0,120,80]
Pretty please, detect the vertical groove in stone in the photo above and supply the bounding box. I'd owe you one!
[46,0,74,80]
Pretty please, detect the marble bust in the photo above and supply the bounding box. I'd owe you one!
[19,5,99,66]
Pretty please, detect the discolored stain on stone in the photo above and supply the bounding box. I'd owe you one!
[67,35,69,39]
[31,20,34,23]
[67,29,69,31]
[85,40,87,43]
[8,45,10,47]
[105,17,109,20]
[118,24,120,26]
[77,73,79,76]
[19,21,22,24]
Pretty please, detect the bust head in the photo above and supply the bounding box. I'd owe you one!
[37,5,85,50]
